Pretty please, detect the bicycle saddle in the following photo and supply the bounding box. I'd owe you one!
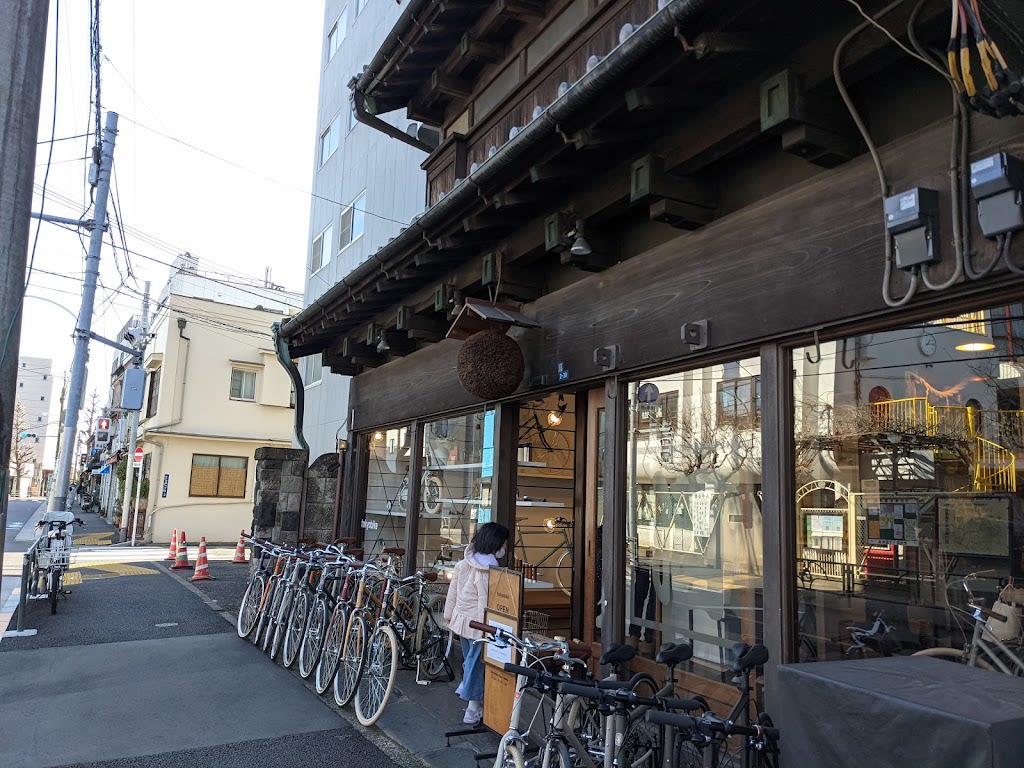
[655,641,694,666]
[730,643,769,672]
[600,643,637,666]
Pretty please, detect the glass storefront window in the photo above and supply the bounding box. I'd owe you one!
[416,410,494,574]
[626,359,764,679]
[794,304,1024,663]
[364,425,413,556]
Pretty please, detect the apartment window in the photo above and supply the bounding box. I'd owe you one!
[146,367,161,418]
[348,99,358,132]
[230,368,257,401]
[189,454,247,498]
[356,0,368,15]
[320,115,340,166]
[310,223,333,273]
[305,355,323,386]
[339,191,366,250]
[716,375,761,427]
[327,6,348,61]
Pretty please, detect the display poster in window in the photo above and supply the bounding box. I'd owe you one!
[866,500,919,545]
[938,496,1010,557]
[689,489,716,538]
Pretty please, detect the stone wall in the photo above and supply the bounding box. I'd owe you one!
[251,447,340,545]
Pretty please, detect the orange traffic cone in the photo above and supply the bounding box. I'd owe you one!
[232,530,249,563]
[165,528,178,561]
[191,537,214,581]
[171,529,191,569]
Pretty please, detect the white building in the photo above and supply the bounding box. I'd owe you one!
[299,0,430,459]
[13,356,60,496]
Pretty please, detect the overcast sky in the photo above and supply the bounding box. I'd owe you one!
[25,0,325,385]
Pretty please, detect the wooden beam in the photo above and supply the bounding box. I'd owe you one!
[459,32,504,64]
[430,70,472,99]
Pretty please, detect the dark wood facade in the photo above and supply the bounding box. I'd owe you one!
[282,0,1024,708]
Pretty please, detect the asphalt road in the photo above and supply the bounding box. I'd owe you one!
[0,506,426,768]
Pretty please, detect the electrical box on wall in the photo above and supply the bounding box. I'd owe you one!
[970,152,1024,237]
[120,367,146,411]
[884,187,940,269]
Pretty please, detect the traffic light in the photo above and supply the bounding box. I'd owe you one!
[95,417,111,445]
[17,431,37,439]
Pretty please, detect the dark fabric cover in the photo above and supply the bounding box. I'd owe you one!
[776,656,1024,768]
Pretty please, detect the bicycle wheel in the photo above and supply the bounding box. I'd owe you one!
[269,589,294,660]
[315,607,348,695]
[282,590,310,668]
[627,671,658,698]
[334,613,368,706]
[553,547,573,596]
[355,623,399,726]
[298,596,328,678]
[672,738,703,768]
[542,739,575,768]
[619,718,660,768]
[252,578,279,646]
[422,473,443,515]
[567,696,604,764]
[49,568,61,615]
[416,594,453,680]
[237,574,266,639]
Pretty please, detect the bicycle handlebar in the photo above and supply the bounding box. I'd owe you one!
[645,710,779,742]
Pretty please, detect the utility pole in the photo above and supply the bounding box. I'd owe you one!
[120,282,150,544]
[48,111,119,512]
[0,0,51,600]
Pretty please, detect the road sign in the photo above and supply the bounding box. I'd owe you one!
[134,446,144,465]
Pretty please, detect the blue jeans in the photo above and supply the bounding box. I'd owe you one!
[459,637,485,702]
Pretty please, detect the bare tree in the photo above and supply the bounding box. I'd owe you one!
[10,401,36,496]
[77,391,101,478]
[655,394,759,479]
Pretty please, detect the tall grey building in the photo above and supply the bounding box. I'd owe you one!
[300,0,428,459]
[14,356,60,495]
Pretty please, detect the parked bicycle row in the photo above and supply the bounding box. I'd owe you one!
[235,536,454,727]
[471,621,780,768]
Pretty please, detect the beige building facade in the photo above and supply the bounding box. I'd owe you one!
[137,263,301,543]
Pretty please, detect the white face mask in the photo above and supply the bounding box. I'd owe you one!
[495,546,506,559]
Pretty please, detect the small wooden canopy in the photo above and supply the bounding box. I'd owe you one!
[446,297,541,341]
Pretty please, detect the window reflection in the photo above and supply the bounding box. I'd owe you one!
[626,359,764,679]
[795,304,1024,663]
[364,425,412,556]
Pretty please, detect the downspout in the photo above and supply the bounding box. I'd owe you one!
[351,85,437,154]
[272,321,309,453]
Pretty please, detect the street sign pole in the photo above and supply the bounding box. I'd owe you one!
[130,445,144,546]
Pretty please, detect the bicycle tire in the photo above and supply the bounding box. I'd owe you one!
[335,613,368,706]
[49,568,61,615]
[542,738,575,768]
[553,547,573,597]
[237,574,266,639]
[269,589,293,660]
[355,623,399,726]
[422,474,444,515]
[298,596,328,678]
[673,739,703,768]
[315,606,348,695]
[416,594,453,680]
[912,646,997,671]
[505,743,527,768]
[252,577,280,647]
[282,590,310,668]
[627,671,658,699]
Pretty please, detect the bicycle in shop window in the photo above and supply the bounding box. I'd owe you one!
[519,410,572,470]
[394,470,444,515]
[514,515,574,595]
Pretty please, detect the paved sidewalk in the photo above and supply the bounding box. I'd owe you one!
[2,507,503,768]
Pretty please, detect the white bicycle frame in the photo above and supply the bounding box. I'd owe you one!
[965,606,1024,676]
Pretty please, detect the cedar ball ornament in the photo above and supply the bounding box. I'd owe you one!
[457,329,524,400]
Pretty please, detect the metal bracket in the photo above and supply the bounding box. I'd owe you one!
[594,344,620,371]
[681,320,708,351]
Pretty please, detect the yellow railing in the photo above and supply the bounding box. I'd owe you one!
[870,399,1019,493]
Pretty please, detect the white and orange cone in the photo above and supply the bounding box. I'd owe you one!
[165,528,178,561]
[171,529,191,569]
[232,530,248,564]
[191,537,214,581]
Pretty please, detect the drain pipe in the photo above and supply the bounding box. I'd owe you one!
[272,321,309,453]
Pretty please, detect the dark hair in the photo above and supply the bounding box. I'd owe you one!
[472,522,509,555]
